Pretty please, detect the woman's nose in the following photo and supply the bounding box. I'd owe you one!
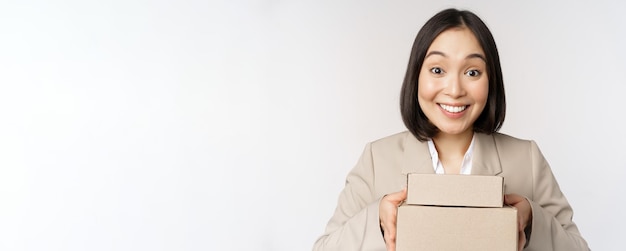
[444,74,466,98]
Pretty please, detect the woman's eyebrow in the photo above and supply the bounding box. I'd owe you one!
[467,53,486,62]
[425,51,446,58]
[425,51,486,62]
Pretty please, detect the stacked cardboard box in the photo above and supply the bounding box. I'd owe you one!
[396,174,518,251]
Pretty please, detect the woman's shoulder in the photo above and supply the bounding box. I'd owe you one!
[489,132,538,152]
[371,131,412,143]
[366,131,430,159]
[365,131,539,153]
[368,131,416,149]
[491,132,531,143]
[369,131,533,143]
[366,131,534,146]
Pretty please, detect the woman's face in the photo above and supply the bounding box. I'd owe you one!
[417,27,489,137]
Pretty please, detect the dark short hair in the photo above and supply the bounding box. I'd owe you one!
[400,8,506,141]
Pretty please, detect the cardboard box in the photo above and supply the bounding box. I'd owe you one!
[406,173,504,208]
[396,205,518,251]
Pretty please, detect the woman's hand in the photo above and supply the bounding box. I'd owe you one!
[379,188,407,251]
[505,194,533,251]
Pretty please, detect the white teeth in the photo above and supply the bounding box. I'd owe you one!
[439,104,467,113]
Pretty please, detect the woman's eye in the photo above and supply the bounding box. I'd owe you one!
[466,69,481,77]
[430,67,443,74]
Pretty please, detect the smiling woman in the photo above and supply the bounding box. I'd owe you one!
[313,8,589,251]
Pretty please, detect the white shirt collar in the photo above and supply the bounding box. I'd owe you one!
[426,134,476,175]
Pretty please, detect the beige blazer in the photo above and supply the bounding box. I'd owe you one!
[313,131,589,251]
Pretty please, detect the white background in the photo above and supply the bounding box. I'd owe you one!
[0,0,624,250]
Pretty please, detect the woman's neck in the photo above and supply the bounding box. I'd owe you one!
[432,129,474,158]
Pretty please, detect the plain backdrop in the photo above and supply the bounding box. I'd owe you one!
[1,0,624,250]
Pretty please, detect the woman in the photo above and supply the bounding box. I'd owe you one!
[313,8,589,251]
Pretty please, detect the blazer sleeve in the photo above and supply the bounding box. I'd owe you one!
[525,140,590,251]
[313,143,387,251]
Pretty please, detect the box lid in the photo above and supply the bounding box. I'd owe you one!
[405,173,504,208]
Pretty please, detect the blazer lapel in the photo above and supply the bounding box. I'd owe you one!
[401,133,434,175]
[471,133,503,176]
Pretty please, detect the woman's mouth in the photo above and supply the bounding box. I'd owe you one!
[439,104,468,113]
